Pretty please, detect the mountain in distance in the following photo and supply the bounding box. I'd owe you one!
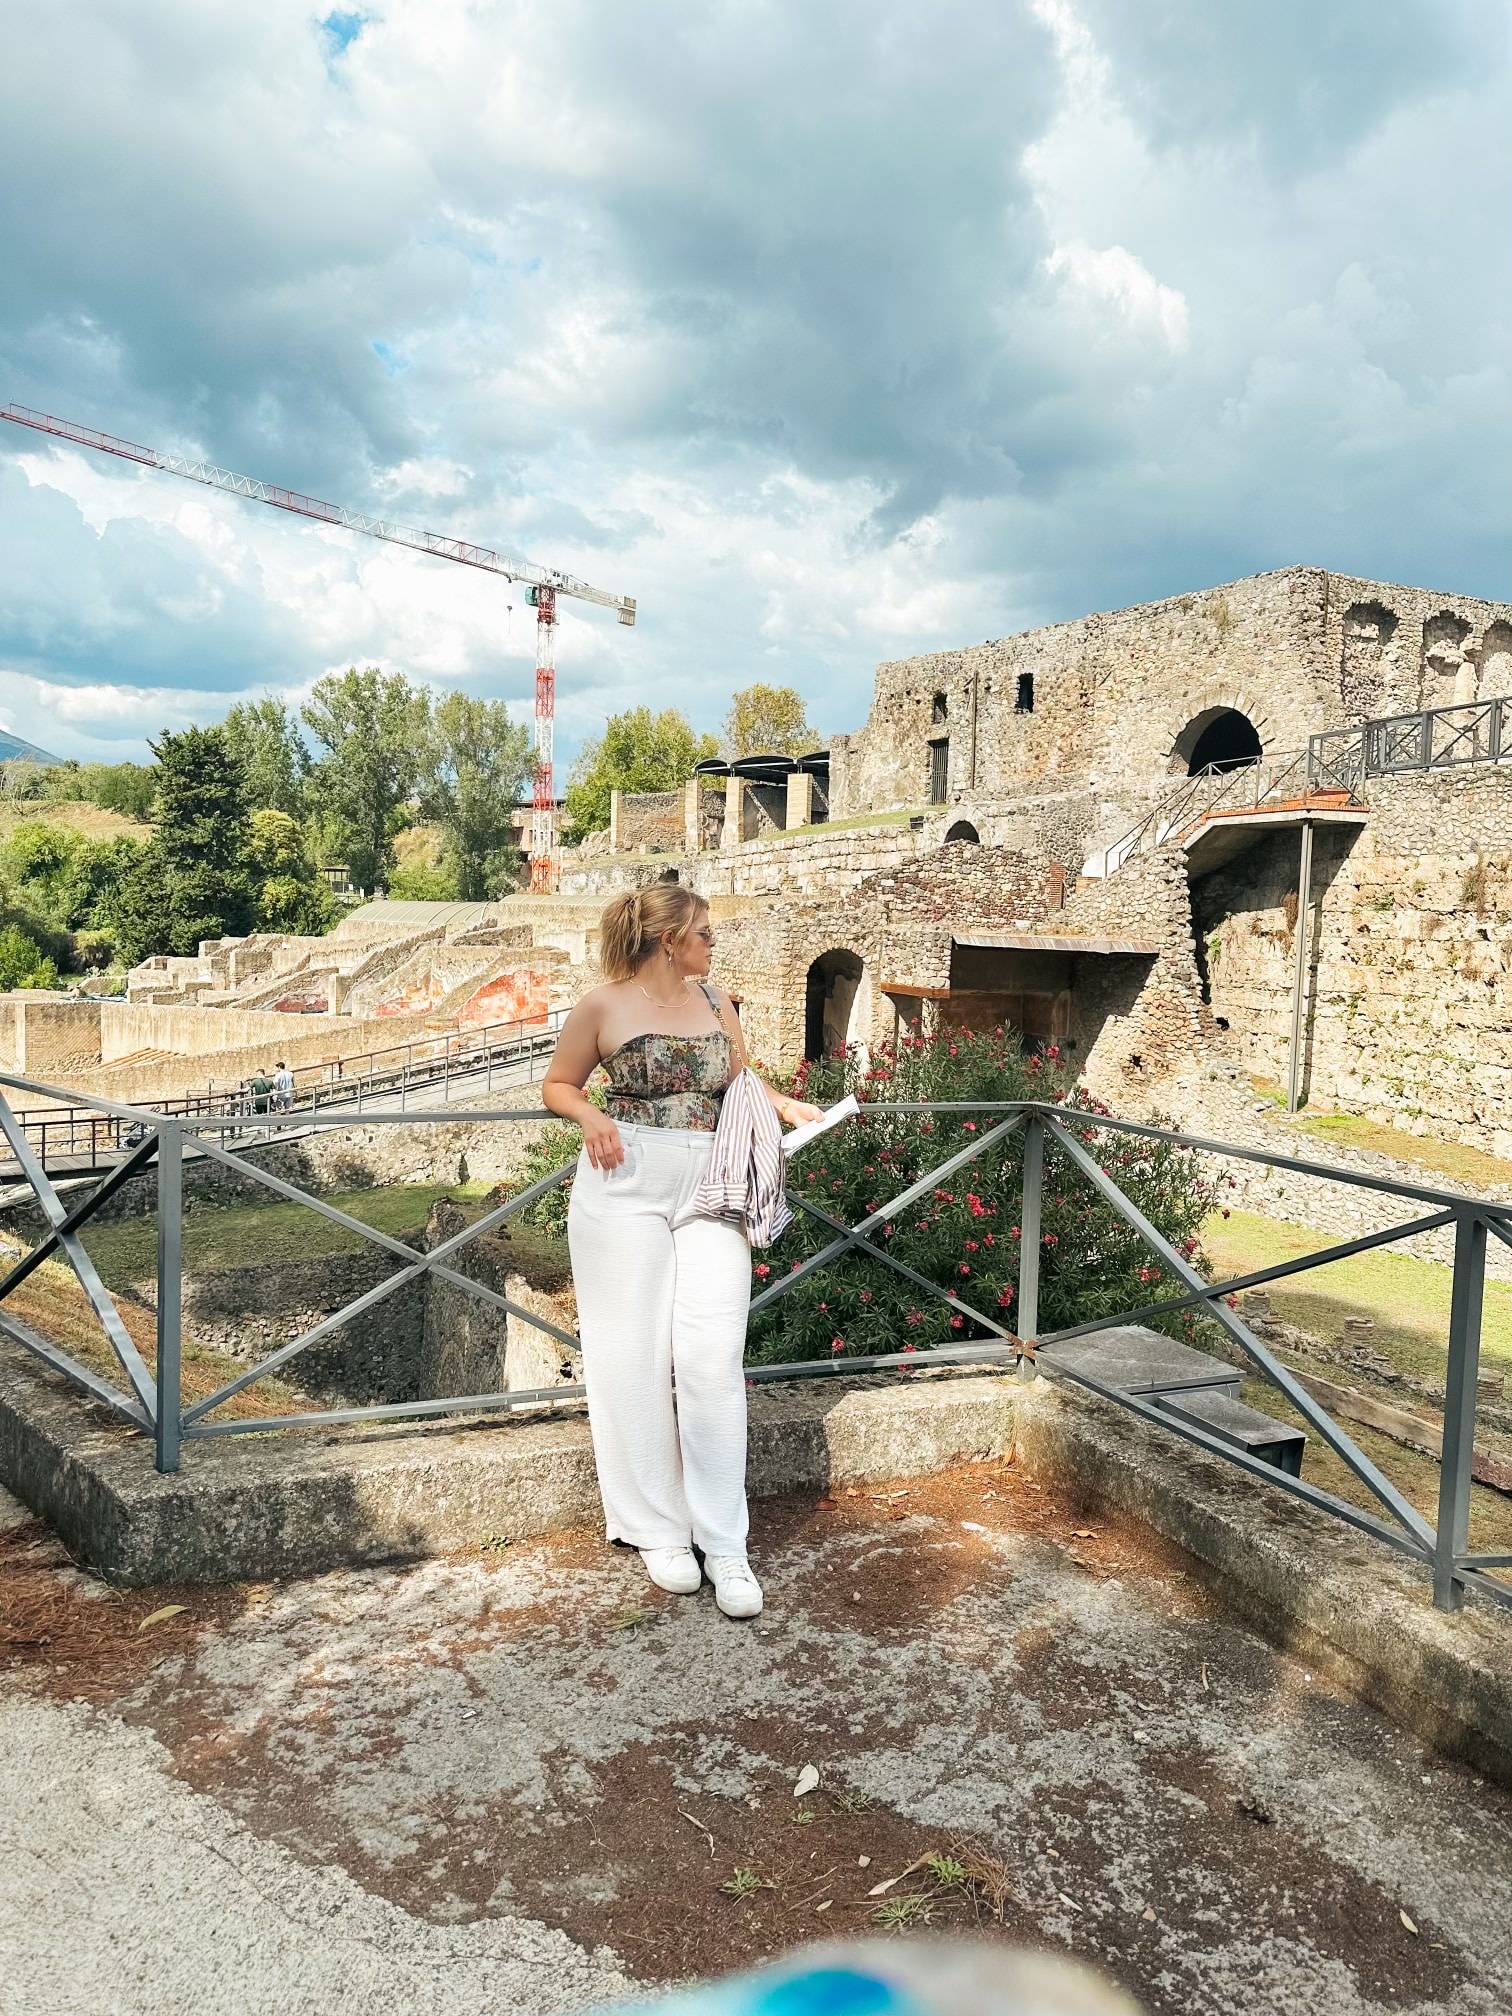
[0,729,61,765]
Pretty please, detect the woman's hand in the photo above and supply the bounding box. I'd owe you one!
[580,1109,627,1170]
[781,1099,825,1127]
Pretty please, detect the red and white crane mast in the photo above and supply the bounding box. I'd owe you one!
[0,403,635,893]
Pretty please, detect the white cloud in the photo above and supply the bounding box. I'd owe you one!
[1045,242,1191,353]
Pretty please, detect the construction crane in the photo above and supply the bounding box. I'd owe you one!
[0,402,636,893]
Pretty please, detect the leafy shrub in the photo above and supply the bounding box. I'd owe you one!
[747,1027,1220,1366]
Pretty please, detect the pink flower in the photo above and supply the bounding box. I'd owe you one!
[906,1311,922,1326]
[1046,1045,1061,1060]
[902,1342,918,1355]
[984,1233,995,1247]
[754,1263,771,1279]
[963,1121,977,1133]
[964,1239,979,1252]
[958,1263,972,1277]
[860,1289,872,1304]
[1042,1233,1059,1247]
[831,1337,845,1353]
[949,1315,964,1329]
[997,1285,1015,1308]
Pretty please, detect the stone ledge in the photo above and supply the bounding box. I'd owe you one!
[5,1339,1511,1788]
[1016,1378,1512,1789]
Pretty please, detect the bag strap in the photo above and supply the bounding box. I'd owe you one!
[697,980,745,1065]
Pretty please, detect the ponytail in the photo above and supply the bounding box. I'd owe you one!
[598,883,704,981]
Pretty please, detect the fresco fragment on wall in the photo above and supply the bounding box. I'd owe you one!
[457,969,549,1030]
[375,976,445,1017]
[273,992,330,1014]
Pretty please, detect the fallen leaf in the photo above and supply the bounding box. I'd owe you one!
[815,1900,832,1913]
[1200,1662,1209,1691]
[857,1855,872,1868]
[608,1609,652,1633]
[1400,1910,1419,1937]
[1045,1846,1061,1860]
[1071,1528,1096,1539]
[1141,1906,1157,1923]
[136,1604,187,1633]
[818,1497,838,1510]
[1059,1892,1083,1912]
[793,1764,820,1799]
[961,1521,987,1533]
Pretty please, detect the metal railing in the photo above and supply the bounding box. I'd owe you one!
[0,1073,1507,1617]
[0,1010,568,1174]
[1308,695,1512,796]
[1091,747,1353,877]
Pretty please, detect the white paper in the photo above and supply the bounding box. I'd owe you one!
[781,1093,860,1158]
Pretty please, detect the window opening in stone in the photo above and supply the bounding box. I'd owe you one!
[1016,673,1035,713]
[1175,707,1262,776]
[931,691,948,724]
[928,738,949,803]
[945,819,980,843]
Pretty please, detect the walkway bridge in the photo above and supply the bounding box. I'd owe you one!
[1084,692,1512,882]
[0,1010,567,1186]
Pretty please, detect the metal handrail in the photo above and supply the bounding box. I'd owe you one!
[1093,746,1346,877]
[0,1073,1505,1616]
[0,1009,568,1173]
[1308,694,1512,792]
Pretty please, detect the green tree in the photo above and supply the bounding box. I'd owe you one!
[0,824,81,926]
[421,691,534,900]
[109,727,254,962]
[722,683,816,759]
[246,808,336,934]
[61,835,148,934]
[563,707,718,841]
[223,697,310,816]
[302,668,430,892]
[0,925,47,990]
[75,762,156,820]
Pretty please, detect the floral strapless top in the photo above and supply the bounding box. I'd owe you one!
[600,1029,733,1132]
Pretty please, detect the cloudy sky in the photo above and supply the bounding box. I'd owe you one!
[1,0,1507,765]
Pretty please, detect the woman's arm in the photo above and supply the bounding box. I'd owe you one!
[710,987,823,1127]
[542,996,627,1169]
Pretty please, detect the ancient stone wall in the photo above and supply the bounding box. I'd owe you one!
[613,789,684,853]
[830,569,1512,862]
[1194,768,1512,1155]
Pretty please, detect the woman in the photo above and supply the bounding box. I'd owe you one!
[542,884,822,1618]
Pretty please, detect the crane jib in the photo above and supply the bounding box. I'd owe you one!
[0,402,635,621]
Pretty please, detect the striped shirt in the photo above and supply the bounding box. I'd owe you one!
[694,1067,794,1249]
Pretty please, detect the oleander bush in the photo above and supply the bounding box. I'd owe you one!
[745,1025,1222,1367]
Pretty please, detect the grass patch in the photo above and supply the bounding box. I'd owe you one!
[78,1182,492,1289]
[1202,1208,1512,1387]
[2,1258,309,1421]
[0,801,149,840]
[795,807,930,836]
[1238,1376,1512,1565]
[1291,1111,1512,1191]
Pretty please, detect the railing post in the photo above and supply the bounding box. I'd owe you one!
[154,1122,183,1475]
[1433,1209,1487,1611]
[1286,818,1315,1113]
[1016,1112,1043,1378]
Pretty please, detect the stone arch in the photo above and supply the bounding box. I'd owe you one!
[1170,705,1262,776]
[944,819,980,843]
[1421,611,1473,709]
[1339,600,1397,719]
[1481,621,1512,700]
[804,948,866,1062]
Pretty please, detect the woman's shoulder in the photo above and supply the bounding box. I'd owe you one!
[572,980,627,1013]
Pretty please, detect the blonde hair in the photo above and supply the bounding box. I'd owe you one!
[598,883,706,982]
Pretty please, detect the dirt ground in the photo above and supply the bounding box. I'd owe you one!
[3,1461,1512,2015]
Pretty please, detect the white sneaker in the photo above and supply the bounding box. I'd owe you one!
[640,1546,702,1595]
[707,1555,763,1618]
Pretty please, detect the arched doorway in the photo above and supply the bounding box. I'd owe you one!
[1173,707,1262,776]
[804,949,865,1061]
[945,820,980,844]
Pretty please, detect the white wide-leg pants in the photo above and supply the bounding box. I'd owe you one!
[567,1122,753,1558]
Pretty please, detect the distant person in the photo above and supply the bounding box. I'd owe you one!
[273,1060,294,1110]
[542,884,823,1620]
[248,1068,273,1116]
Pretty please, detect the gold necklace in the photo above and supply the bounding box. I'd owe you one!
[636,975,693,1009]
